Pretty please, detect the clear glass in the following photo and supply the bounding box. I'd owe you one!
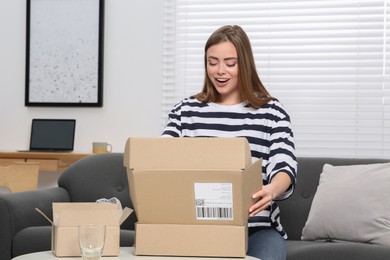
[78,224,106,260]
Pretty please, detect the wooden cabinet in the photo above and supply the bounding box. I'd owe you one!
[0,152,89,172]
[0,162,40,192]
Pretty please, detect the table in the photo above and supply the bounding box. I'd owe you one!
[0,152,89,172]
[12,247,258,260]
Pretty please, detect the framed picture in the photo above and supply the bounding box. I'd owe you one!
[25,0,105,107]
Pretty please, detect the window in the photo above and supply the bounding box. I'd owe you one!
[163,0,390,158]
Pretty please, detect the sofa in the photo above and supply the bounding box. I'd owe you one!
[0,154,389,260]
[279,157,390,260]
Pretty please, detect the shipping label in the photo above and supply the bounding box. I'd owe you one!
[194,183,233,220]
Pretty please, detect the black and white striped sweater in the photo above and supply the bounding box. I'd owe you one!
[162,96,297,239]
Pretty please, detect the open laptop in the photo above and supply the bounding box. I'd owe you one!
[19,119,76,152]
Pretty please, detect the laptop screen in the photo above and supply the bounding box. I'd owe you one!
[30,119,76,151]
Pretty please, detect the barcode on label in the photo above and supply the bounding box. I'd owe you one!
[196,206,233,220]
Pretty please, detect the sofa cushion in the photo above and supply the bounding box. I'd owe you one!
[301,162,390,247]
[286,240,390,260]
[13,226,51,257]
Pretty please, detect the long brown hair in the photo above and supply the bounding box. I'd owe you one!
[194,25,274,109]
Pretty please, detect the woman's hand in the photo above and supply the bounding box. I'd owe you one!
[249,185,275,217]
[249,171,292,217]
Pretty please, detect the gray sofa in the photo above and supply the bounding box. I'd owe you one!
[1,154,389,259]
[280,157,390,259]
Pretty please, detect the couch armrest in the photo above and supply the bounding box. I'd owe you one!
[0,187,70,260]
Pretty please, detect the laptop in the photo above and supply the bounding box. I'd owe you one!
[20,119,76,152]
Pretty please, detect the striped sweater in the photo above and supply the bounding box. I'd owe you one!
[162,96,297,239]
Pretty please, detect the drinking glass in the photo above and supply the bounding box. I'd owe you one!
[78,224,106,260]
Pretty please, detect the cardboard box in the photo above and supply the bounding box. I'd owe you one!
[48,202,130,257]
[134,223,248,257]
[124,137,262,257]
[124,137,262,226]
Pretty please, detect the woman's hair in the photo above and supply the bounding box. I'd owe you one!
[194,25,274,109]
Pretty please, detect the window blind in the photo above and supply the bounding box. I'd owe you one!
[162,0,390,158]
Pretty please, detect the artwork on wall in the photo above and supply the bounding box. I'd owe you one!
[25,0,105,107]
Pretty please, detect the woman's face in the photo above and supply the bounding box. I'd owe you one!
[206,41,241,105]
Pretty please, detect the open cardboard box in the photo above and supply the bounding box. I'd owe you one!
[37,202,132,257]
[124,137,262,257]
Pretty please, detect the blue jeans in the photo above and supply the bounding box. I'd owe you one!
[247,227,286,260]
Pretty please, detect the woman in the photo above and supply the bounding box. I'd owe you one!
[162,25,297,260]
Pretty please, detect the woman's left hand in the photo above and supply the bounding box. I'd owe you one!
[249,185,274,217]
[248,171,292,217]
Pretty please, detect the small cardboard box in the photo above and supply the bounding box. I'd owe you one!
[49,202,130,257]
[124,137,262,257]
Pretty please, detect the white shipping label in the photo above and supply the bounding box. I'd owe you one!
[194,183,233,220]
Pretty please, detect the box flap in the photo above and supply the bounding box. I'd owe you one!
[52,203,120,226]
[124,137,252,170]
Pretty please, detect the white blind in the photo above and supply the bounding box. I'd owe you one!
[162,0,390,158]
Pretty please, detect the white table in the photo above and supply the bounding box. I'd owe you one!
[12,247,258,260]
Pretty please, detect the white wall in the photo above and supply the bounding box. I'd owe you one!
[0,0,164,153]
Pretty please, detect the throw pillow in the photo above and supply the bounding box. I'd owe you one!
[301,162,390,247]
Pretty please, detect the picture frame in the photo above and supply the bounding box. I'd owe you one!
[25,0,105,107]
